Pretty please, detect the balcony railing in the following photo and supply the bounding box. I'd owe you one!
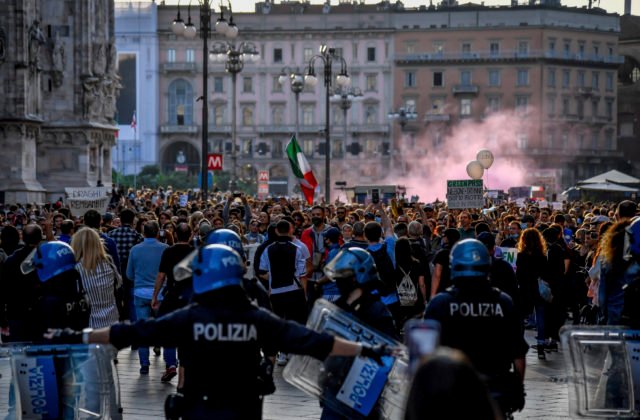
[395,50,625,65]
[161,62,197,73]
[208,124,232,133]
[424,112,451,122]
[160,124,198,134]
[452,84,479,95]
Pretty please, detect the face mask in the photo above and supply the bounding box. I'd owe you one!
[509,234,519,240]
[335,277,356,296]
[375,217,382,223]
[311,217,323,226]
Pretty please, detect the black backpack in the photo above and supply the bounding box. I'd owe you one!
[369,244,397,296]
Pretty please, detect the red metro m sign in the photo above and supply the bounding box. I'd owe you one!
[207,153,223,171]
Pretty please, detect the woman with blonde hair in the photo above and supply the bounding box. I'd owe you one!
[71,227,120,328]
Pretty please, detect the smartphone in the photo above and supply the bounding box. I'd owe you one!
[159,229,165,238]
[371,188,380,204]
[405,319,441,375]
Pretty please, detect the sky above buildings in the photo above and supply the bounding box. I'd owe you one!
[143,0,639,15]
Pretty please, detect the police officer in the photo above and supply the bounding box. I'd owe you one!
[19,241,89,341]
[46,244,388,420]
[423,239,528,416]
[320,247,398,420]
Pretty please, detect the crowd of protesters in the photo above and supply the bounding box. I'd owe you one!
[0,185,638,403]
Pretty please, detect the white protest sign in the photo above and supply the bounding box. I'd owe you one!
[498,247,517,271]
[446,179,484,209]
[179,194,188,207]
[243,243,260,280]
[65,187,110,217]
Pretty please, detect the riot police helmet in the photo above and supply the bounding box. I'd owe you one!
[20,241,76,283]
[204,228,245,259]
[191,244,244,295]
[449,239,491,281]
[324,247,380,285]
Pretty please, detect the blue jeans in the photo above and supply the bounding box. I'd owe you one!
[134,296,177,367]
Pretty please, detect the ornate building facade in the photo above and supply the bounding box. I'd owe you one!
[0,0,117,203]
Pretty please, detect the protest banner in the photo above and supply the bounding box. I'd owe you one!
[179,194,188,207]
[64,187,110,217]
[498,247,517,271]
[446,179,484,209]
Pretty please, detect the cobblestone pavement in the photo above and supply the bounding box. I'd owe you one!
[0,330,571,419]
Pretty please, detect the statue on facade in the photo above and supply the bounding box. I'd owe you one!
[28,20,46,73]
[92,43,106,76]
[107,40,117,76]
[50,33,65,87]
[82,77,101,119]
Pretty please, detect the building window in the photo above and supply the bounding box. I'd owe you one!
[577,71,585,88]
[591,131,599,149]
[242,77,253,93]
[517,133,528,149]
[272,75,283,93]
[547,68,556,88]
[364,139,377,157]
[593,45,599,56]
[366,74,377,91]
[489,41,499,57]
[213,105,224,126]
[562,97,570,116]
[431,97,445,113]
[303,47,313,62]
[561,133,569,149]
[487,96,500,113]
[405,42,416,54]
[332,105,343,126]
[563,42,571,59]
[605,130,614,150]
[271,104,284,126]
[333,47,343,58]
[168,79,193,125]
[577,133,585,149]
[272,140,283,158]
[460,70,472,85]
[364,104,377,124]
[303,139,314,156]
[167,49,176,63]
[606,100,614,119]
[433,71,444,87]
[577,99,584,119]
[367,47,376,62]
[516,69,529,86]
[592,72,599,90]
[242,106,254,126]
[185,49,195,63]
[548,40,556,55]
[460,98,472,116]
[433,41,444,56]
[213,77,224,93]
[302,105,314,125]
[546,96,556,116]
[546,130,555,147]
[488,69,500,87]
[515,96,528,115]
[517,41,529,57]
[404,70,416,88]
[578,43,585,59]
[273,48,283,63]
[562,69,570,88]
[606,72,614,91]
[591,100,598,118]
[461,42,471,57]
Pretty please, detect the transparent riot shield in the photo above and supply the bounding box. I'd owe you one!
[283,299,409,420]
[560,326,640,418]
[0,344,121,419]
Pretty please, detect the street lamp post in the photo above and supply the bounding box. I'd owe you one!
[171,1,209,199]
[331,87,363,157]
[278,68,304,139]
[210,41,258,191]
[172,1,255,195]
[304,45,351,203]
[388,106,417,173]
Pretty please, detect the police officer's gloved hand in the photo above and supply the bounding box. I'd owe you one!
[360,344,390,365]
[44,328,83,344]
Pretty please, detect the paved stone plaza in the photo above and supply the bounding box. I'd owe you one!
[112,330,570,419]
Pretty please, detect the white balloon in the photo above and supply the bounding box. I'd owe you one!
[466,160,484,180]
[476,149,494,169]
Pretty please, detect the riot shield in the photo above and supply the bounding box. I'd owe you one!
[561,326,640,418]
[283,299,409,420]
[0,344,122,419]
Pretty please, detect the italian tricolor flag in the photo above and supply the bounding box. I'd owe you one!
[286,135,318,205]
